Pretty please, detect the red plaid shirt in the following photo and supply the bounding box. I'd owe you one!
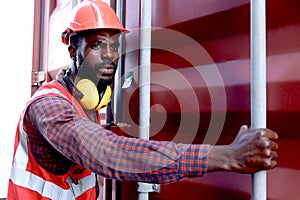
[24,89,209,184]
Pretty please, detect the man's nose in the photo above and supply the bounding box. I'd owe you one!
[101,45,114,60]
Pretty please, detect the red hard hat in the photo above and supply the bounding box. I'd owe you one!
[62,0,129,45]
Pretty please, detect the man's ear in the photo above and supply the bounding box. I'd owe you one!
[68,45,77,61]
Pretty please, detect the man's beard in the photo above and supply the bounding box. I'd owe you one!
[76,61,117,88]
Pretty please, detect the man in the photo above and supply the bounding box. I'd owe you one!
[7,0,278,199]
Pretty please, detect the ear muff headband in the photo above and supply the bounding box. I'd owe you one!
[76,79,112,110]
[96,84,112,110]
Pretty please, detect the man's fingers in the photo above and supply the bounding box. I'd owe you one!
[260,139,278,149]
[237,125,248,136]
[263,148,278,158]
[240,125,248,131]
[268,140,279,150]
[267,155,278,168]
[264,159,277,170]
[270,150,278,160]
[257,129,279,140]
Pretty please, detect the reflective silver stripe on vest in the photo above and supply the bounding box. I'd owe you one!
[13,87,67,171]
[10,167,96,199]
[10,86,96,199]
[32,88,67,99]
[13,125,29,170]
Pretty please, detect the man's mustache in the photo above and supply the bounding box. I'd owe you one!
[96,61,118,71]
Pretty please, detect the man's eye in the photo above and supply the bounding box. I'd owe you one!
[111,43,120,51]
[91,41,105,49]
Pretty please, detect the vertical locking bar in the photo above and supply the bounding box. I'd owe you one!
[250,0,267,199]
[138,0,152,199]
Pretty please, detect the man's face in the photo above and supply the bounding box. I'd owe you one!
[75,30,120,86]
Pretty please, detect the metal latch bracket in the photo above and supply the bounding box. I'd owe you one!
[137,182,160,193]
[32,71,46,85]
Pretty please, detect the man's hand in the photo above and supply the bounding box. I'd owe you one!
[208,125,278,174]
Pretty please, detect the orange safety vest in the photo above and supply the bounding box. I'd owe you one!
[7,80,99,200]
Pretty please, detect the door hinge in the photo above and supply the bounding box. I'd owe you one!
[32,71,46,85]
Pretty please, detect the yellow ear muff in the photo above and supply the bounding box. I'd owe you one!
[76,79,99,110]
[76,79,112,110]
